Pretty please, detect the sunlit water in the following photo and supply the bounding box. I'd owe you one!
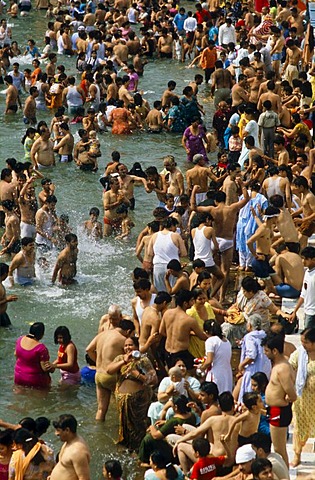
[0,8,216,479]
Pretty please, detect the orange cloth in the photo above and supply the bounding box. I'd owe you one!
[200,47,217,70]
[12,442,42,480]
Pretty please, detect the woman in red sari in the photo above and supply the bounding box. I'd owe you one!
[109,100,132,134]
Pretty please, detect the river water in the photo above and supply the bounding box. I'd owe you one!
[0,8,215,479]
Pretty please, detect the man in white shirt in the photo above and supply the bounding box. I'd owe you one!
[290,246,315,329]
[218,17,236,47]
[183,11,197,36]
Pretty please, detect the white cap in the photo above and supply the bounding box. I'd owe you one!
[78,25,85,31]
[235,445,256,464]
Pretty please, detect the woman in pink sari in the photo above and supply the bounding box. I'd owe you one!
[14,322,52,389]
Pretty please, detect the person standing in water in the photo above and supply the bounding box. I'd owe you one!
[0,263,17,326]
[52,233,78,285]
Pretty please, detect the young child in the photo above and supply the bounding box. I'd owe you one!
[228,126,242,163]
[224,392,264,447]
[53,214,72,250]
[88,130,101,158]
[189,258,206,290]
[136,220,159,273]
[164,193,175,215]
[84,207,103,240]
[21,127,37,161]
[251,372,270,437]
[190,437,231,480]
[103,460,123,480]
[115,204,134,240]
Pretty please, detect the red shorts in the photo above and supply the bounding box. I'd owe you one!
[267,404,292,427]
[103,217,120,228]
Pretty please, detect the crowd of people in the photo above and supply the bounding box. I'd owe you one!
[1,0,315,478]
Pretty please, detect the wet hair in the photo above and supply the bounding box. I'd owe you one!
[214,191,226,203]
[175,289,193,307]
[35,417,50,437]
[261,332,284,353]
[200,381,219,400]
[192,437,210,456]
[218,391,235,412]
[29,322,45,340]
[293,176,309,190]
[204,320,223,339]
[148,220,160,233]
[54,326,71,345]
[154,291,172,305]
[21,237,34,247]
[52,414,77,433]
[119,319,135,332]
[150,451,178,480]
[6,157,17,169]
[133,267,149,280]
[243,392,260,410]
[269,194,283,208]
[1,200,15,211]
[89,207,100,216]
[0,263,9,277]
[45,195,57,204]
[1,168,12,180]
[104,460,123,479]
[133,278,151,291]
[251,372,269,392]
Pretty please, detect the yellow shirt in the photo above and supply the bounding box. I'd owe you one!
[186,302,215,358]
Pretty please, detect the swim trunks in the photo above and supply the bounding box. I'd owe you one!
[271,52,282,61]
[238,434,253,446]
[0,312,11,327]
[79,164,95,171]
[59,154,73,163]
[8,104,18,113]
[23,116,37,124]
[95,371,117,391]
[165,349,194,369]
[103,216,121,229]
[5,240,21,254]
[267,404,292,427]
[216,237,234,253]
[252,256,275,279]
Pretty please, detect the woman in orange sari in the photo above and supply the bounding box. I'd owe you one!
[109,100,132,134]
[9,429,54,480]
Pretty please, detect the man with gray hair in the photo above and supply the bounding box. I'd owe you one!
[98,304,130,333]
[236,314,271,403]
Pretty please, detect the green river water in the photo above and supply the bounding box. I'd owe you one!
[0,8,215,478]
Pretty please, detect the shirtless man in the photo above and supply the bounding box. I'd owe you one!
[31,126,55,169]
[103,176,130,236]
[4,75,18,114]
[35,195,57,250]
[158,28,173,58]
[0,168,15,227]
[194,182,249,303]
[271,136,289,166]
[83,7,95,30]
[146,100,164,132]
[262,333,296,467]
[53,123,74,163]
[174,391,237,474]
[269,194,299,253]
[98,304,130,333]
[272,244,304,297]
[86,319,135,421]
[117,163,148,210]
[231,75,249,107]
[165,259,190,295]
[50,414,90,480]
[186,154,225,203]
[52,233,78,285]
[163,156,184,202]
[131,278,156,335]
[222,163,241,206]
[211,60,233,108]
[269,28,285,80]
[113,40,128,64]
[140,291,171,351]
[292,175,315,249]
[161,80,177,108]
[287,7,304,36]
[0,263,17,326]
[8,237,35,286]
[257,81,281,114]
[282,39,302,86]
[247,68,265,105]
[38,178,55,207]
[23,86,38,125]
[118,76,133,107]
[145,166,167,205]
[159,289,207,369]
[247,206,280,292]
[0,200,21,258]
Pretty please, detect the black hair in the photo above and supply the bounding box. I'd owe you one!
[204,320,223,339]
[19,417,36,433]
[302,327,315,343]
[192,437,210,456]
[251,372,269,393]
[200,381,219,400]
[133,268,149,280]
[119,319,135,332]
[251,458,272,478]
[218,391,235,412]
[13,429,45,465]
[54,326,71,345]
[150,451,178,480]
[251,432,271,453]
[0,429,13,447]
[29,322,45,341]
[175,289,193,307]
[174,395,191,413]
[155,291,172,305]
[167,259,181,271]
[133,278,151,291]
[104,460,123,479]
[0,263,9,277]
[193,259,205,269]
[89,207,100,216]
[242,392,260,410]
[261,332,284,354]
[35,417,50,437]
[301,246,315,259]
[52,414,77,433]
[241,276,262,294]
